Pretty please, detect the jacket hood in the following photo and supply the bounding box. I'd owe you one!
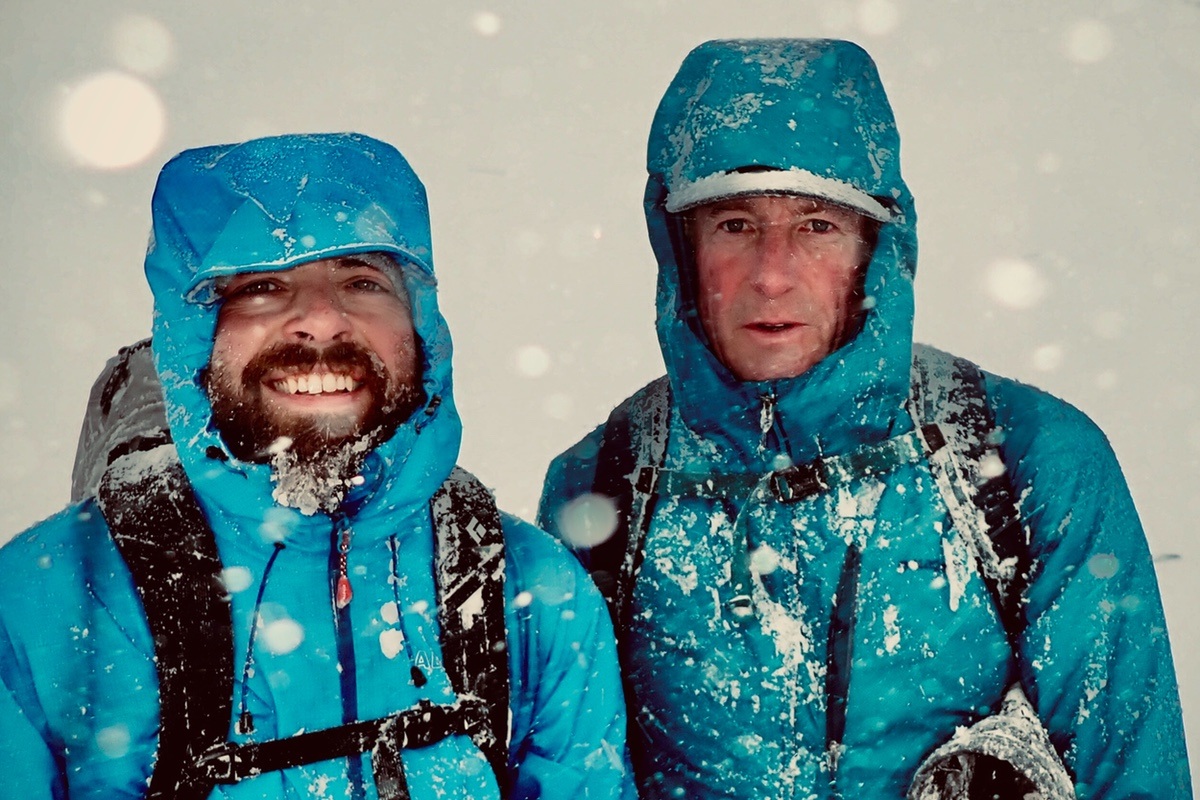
[645,39,919,467]
[144,132,461,531]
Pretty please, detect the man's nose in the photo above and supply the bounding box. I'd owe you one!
[283,286,353,342]
[749,228,802,298]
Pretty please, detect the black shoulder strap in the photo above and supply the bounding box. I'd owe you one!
[588,376,671,630]
[100,454,510,799]
[97,448,234,800]
[430,467,510,794]
[910,345,1031,643]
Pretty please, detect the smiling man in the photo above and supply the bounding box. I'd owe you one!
[0,133,632,800]
[538,39,1190,799]
[204,254,425,515]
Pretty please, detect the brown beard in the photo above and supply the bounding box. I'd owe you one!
[204,340,425,467]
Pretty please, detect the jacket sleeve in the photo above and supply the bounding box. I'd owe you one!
[0,590,64,799]
[990,375,1192,798]
[502,515,635,800]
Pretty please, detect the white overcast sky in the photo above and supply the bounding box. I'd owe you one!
[1,0,1197,768]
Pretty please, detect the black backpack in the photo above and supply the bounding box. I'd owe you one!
[97,452,510,800]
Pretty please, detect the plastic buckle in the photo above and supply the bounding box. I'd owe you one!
[633,466,658,495]
[770,461,828,504]
[919,423,946,454]
[193,740,243,784]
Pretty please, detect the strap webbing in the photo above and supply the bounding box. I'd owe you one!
[589,377,671,630]
[431,468,510,794]
[634,426,937,504]
[909,345,1030,645]
[98,451,234,800]
[192,698,489,788]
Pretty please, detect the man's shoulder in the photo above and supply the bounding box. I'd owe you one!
[501,512,588,585]
[973,361,1114,456]
[0,500,121,629]
[1,500,109,571]
[538,375,670,533]
[501,511,617,617]
[926,354,1123,499]
[916,346,1109,449]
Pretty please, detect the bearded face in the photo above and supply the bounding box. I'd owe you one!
[205,339,424,464]
[202,256,425,512]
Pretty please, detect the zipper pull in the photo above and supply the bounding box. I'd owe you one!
[759,391,777,453]
[335,525,354,609]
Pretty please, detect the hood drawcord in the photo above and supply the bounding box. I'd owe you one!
[236,541,286,736]
[387,533,429,688]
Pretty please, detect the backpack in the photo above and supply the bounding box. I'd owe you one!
[583,344,1074,800]
[96,450,510,800]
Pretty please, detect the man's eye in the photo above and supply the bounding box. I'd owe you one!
[718,219,748,233]
[349,277,389,292]
[807,219,835,233]
[226,280,279,298]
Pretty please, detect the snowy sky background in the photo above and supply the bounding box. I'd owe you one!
[1,0,1197,769]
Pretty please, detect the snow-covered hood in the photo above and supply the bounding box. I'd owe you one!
[645,39,919,467]
[144,132,461,534]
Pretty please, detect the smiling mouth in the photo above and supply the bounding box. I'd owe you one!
[270,371,361,395]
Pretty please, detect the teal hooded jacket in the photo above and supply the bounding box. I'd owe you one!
[538,40,1190,799]
[0,133,632,800]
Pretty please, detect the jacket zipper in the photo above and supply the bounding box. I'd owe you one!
[758,390,778,455]
[330,513,365,799]
[825,542,861,798]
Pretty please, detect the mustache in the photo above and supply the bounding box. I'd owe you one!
[240,341,386,390]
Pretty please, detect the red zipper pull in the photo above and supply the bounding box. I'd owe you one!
[336,572,353,609]
[335,526,353,609]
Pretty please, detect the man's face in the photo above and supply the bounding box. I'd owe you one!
[205,255,423,463]
[690,194,876,382]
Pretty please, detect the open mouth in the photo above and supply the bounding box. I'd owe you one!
[747,322,798,333]
[270,372,361,395]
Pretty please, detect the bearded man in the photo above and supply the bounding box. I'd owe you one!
[0,132,632,800]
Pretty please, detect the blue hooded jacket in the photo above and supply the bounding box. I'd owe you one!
[539,40,1191,799]
[0,133,632,800]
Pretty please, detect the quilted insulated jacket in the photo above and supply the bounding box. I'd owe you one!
[538,39,1191,799]
[0,133,631,800]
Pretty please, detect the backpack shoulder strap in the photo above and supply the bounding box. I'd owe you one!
[96,445,234,800]
[910,344,1030,642]
[430,467,509,794]
[587,376,671,629]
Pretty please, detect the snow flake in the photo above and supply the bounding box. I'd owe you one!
[379,628,404,659]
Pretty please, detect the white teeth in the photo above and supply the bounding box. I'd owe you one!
[274,372,358,395]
